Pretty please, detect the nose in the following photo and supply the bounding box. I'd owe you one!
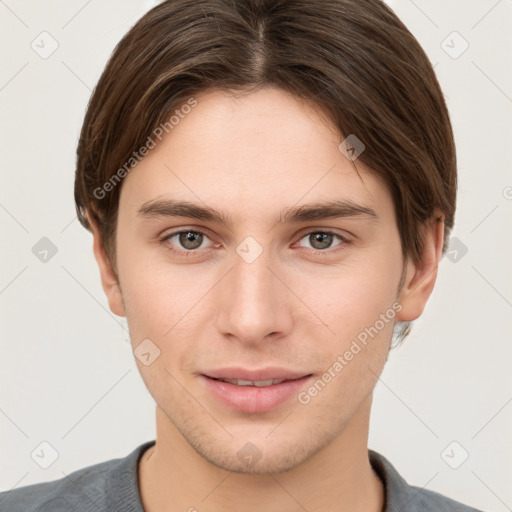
[215,245,294,345]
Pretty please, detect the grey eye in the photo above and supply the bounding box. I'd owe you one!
[299,232,343,251]
[308,232,334,250]
[177,231,205,250]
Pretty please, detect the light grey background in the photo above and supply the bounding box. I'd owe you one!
[0,1,511,510]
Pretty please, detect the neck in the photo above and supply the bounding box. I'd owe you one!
[138,396,384,512]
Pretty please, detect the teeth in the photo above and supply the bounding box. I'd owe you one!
[219,378,286,387]
[253,379,281,387]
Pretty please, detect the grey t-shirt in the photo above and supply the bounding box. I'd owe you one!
[0,440,483,511]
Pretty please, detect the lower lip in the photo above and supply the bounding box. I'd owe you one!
[201,375,313,413]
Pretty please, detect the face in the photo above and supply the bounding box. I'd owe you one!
[93,86,438,474]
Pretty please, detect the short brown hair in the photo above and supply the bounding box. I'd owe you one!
[74,0,456,281]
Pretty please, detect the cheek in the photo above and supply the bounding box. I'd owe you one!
[297,259,401,341]
[296,270,398,412]
[291,256,402,400]
[117,246,203,339]
[118,270,201,403]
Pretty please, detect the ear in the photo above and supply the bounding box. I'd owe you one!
[88,214,126,318]
[395,213,445,322]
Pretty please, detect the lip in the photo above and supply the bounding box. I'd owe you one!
[204,367,309,381]
[200,368,313,413]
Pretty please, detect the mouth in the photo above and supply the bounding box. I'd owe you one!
[210,377,291,387]
[200,369,313,413]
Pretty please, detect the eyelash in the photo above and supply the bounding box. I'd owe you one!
[159,228,351,258]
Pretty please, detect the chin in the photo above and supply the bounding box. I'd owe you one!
[182,425,334,475]
[198,444,312,475]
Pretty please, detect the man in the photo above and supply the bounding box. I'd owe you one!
[0,0,484,510]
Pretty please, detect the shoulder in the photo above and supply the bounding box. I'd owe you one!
[411,486,483,512]
[369,450,485,512]
[0,459,113,512]
[0,441,154,512]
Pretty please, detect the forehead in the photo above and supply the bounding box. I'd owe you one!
[118,87,393,223]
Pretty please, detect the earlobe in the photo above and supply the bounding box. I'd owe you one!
[395,215,445,323]
[88,214,126,318]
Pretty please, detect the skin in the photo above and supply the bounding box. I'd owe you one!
[90,86,444,512]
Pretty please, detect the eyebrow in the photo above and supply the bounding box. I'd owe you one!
[136,198,378,226]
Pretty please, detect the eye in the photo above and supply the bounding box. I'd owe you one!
[161,229,213,253]
[296,230,349,253]
[160,228,350,258]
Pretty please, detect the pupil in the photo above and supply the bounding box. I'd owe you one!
[312,233,332,249]
[180,231,202,249]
